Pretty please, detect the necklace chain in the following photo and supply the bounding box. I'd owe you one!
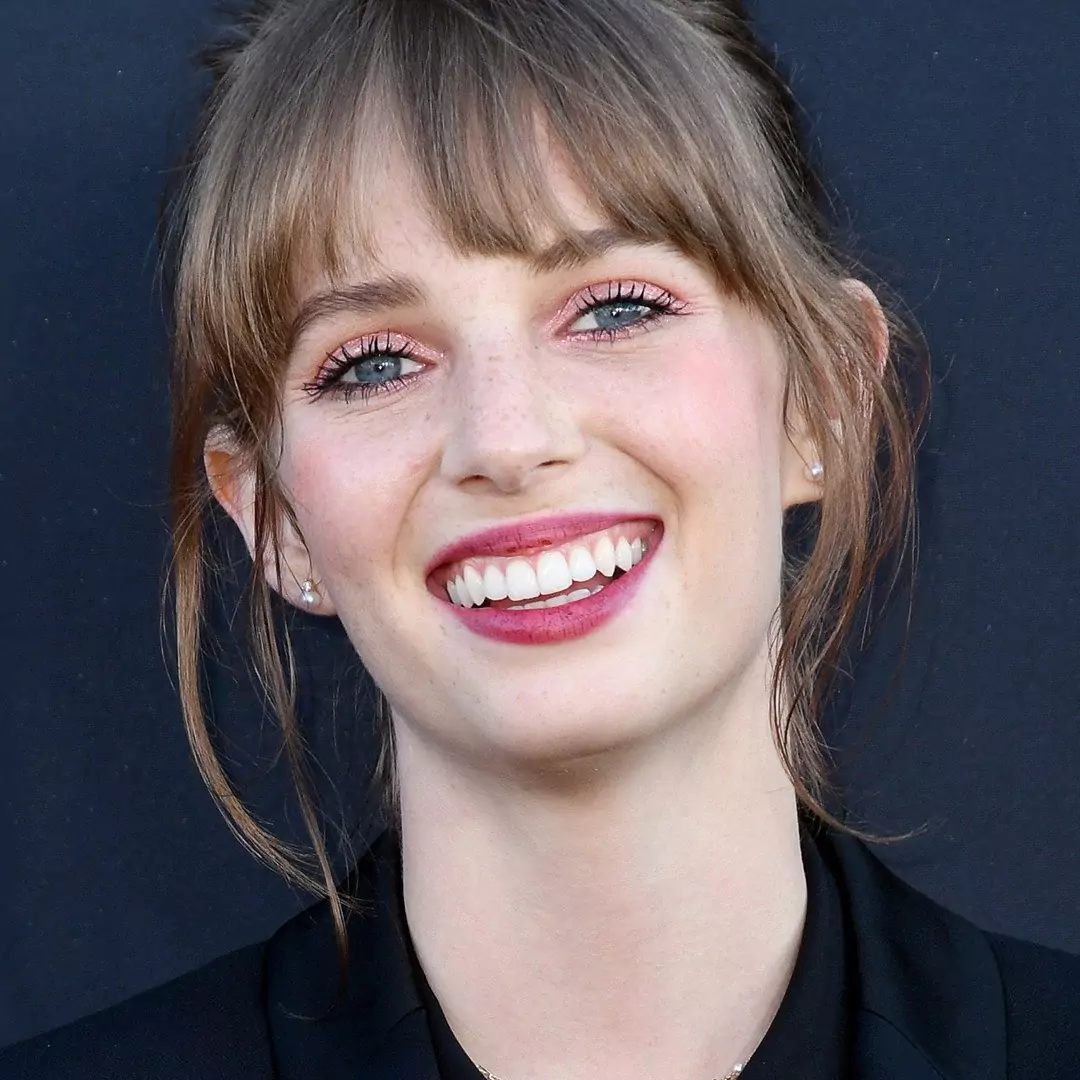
[476,1064,745,1080]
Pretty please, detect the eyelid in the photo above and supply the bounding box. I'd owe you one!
[552,279,683,330]
[332,329,415,361]
[309,329,425,390]
[298,329,423,401]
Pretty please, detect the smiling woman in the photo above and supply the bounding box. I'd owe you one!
[173,0,911,874]
[4,1,1079,1079]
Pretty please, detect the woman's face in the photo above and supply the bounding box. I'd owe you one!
[223,148,821,768]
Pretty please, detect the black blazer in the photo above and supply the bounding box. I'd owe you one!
[3,828,1078,1079]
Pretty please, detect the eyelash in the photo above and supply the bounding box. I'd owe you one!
[302,333,421,406]
[302,281,686,405]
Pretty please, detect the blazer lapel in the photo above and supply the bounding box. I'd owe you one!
[826,834,1008,1080]
[261,827,1010,1080]
[262,830,441,1080]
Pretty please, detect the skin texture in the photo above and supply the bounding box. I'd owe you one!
[209,143,841,1079]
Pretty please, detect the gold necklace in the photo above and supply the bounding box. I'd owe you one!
[477,1064,745,1080]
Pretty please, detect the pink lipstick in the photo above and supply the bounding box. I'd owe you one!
[425,512,661,575]
[428,515,663,646]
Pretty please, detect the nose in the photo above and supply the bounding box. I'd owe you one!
[439,345,586,495]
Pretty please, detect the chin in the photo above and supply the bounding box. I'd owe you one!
[467,690,671,772]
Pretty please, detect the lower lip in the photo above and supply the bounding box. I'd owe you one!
[442,533,661,645]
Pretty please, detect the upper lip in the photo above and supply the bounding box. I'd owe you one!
[425,512,662,578]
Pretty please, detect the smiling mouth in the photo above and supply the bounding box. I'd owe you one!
[433,521,658,611]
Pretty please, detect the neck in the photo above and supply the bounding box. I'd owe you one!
[395,689,807,1080]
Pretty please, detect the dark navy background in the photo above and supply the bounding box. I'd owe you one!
[2,0,1078,1049]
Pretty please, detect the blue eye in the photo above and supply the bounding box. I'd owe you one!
[572,301,655,333]
[339,354,424,385]
[569,282,684,340]
[303,335,426,404]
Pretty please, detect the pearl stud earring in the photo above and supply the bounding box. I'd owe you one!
[805,461,825,482]
[299,579,321,607]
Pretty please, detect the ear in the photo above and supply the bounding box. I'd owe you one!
[779,391,826,509]
[843,278,890,375]
[204,427,336,616]
[780,279,890,509]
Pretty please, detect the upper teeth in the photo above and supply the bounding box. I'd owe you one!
[444,529,649,608]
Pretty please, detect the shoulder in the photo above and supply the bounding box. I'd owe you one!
[0,942,273,1080]
[821,832,1080,1078]
[986,932,1080,1077]
[0,835,402,1080]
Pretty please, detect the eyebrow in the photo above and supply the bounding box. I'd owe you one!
[288,226,648,346]
[289,276,424,349]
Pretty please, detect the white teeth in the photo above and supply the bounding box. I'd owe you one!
[453,574,472,607]
[505,559,541,601]
[463,564,486,607]
[568,545,597,582]
[483,563,508,601]
[443,527,657,608]
[593,535,617,577]
[536,550,573,596]
[506,585,604,610]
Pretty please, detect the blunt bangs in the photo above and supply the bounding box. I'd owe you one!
[175,0,822,406]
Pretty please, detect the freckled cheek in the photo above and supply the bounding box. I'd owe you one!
[278,423,431,587]
[662,346,787,617]
[609,343,780,484]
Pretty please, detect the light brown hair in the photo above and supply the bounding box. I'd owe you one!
[165,0,927,957]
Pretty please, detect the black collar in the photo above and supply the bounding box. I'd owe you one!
[824,830,1006,1079]
[260,827,1006,1080]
